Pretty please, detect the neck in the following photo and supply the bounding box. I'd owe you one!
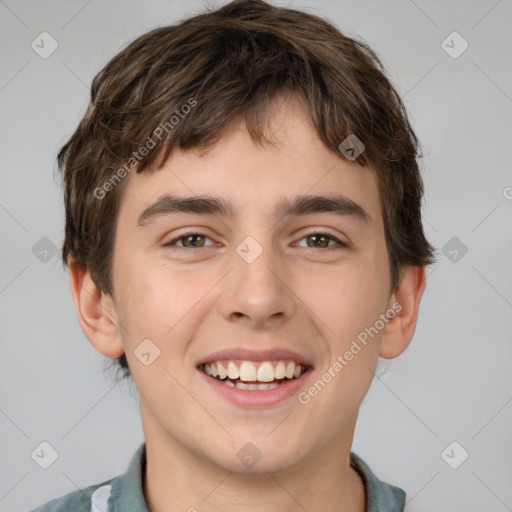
[141,412,366,512]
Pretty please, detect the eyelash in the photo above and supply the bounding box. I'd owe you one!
[163,230,347,250]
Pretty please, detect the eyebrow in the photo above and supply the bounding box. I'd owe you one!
[136,193,371,228]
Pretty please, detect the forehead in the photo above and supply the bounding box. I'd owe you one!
[117,96,383,229]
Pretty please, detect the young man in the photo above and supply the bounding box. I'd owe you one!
[30,0,435,510]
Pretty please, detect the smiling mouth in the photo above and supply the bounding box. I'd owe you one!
[199,359,310,390]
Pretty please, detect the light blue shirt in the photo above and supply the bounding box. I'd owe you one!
[28,442,405,511]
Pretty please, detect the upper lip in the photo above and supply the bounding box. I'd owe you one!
[197,348,314,368]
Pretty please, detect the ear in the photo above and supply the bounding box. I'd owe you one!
[67,257,125,358]
[379,265,426,359]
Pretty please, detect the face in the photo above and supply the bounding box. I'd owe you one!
[109,96,394,473]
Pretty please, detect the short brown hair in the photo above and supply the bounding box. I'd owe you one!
[58,0,436,381]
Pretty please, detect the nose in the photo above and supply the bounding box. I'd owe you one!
[219,239,297,328]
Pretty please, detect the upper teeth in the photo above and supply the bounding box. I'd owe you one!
[202,360,304,381]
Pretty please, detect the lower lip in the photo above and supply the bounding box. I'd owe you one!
[198,368,313,407]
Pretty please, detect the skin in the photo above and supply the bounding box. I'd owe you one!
[68,95,426,512]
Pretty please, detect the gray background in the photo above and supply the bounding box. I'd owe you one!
[1,0,511,511]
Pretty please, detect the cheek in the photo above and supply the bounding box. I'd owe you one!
[298,262,387,346]
[113,259,220,365]
[115,258,193,330]
[113,264,203,390]
[302,272,385,413]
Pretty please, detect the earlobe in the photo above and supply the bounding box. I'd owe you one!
[379,265,427,359]
[67,257,125,358]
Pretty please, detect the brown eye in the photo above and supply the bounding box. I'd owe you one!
[164,232,214,248]
[180,234,206,247]
[296,232,346,249]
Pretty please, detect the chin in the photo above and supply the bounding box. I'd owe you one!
[217,437,306,475]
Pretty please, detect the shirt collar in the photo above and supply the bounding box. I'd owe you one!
[350,452,406,511]
[108,443,405,512]
[108,442,148,512]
